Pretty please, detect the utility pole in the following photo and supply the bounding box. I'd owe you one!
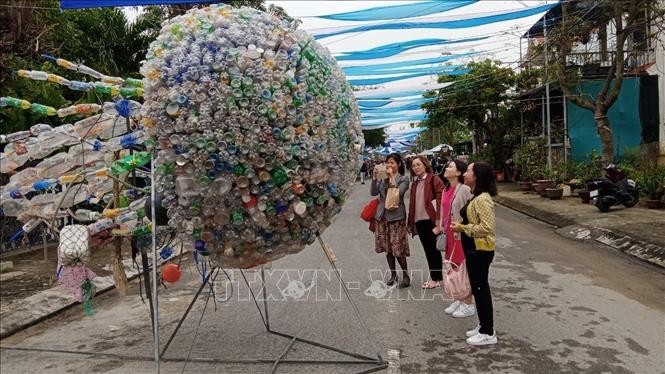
[544,13,552,171]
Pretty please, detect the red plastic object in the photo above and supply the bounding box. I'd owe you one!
[162,263,182,283]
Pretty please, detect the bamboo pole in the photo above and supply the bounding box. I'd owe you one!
[111,150,129,296]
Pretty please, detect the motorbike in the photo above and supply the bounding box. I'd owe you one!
[586,164,639,212]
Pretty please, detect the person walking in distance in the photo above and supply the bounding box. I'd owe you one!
[360,160,368,184]
[435,160,475,317]
[407,156,445,289]
[371,153,411,288]
[452,161,498,345]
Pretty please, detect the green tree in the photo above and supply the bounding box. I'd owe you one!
[423,59,518,168]
[0,0,281,133]
[362,129,387,148]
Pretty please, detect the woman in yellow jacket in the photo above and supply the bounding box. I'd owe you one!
[452,161,497,346]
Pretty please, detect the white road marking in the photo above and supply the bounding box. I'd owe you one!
[387,349,401,374]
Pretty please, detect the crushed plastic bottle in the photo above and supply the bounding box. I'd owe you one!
[140,4,363,268]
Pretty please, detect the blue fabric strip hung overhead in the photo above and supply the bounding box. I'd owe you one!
[362,110,425,119]
[320,0,476,21]
[314,4,555,39]
[336,37,487,61]
[362,124,400,130]
[358,100,393,108]
[349,68,469,86]
[362,113,428,126]
[360,101,429,113]
[342,54,477,74]
[346,64,463,77]
[358,97,434,109]
[60,0,219,8]
[356,90,431,99]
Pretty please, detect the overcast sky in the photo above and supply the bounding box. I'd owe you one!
[123,1,555,132]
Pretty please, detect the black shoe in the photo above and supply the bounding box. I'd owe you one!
[398,276,410,288]
[386,274,398,286]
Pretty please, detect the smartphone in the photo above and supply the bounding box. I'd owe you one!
[375,164,387,179]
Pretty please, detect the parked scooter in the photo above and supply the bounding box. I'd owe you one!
[587,164,639,212]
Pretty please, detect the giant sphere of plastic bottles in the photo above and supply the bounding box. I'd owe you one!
[140,5,363,268]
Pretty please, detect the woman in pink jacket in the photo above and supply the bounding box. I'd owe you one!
[434,160,475,317]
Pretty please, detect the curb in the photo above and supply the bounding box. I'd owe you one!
[494,195,665,270]
[0,249,189,339]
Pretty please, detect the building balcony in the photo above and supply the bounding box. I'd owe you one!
[566,48,655,74]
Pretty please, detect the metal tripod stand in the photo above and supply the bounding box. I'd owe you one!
[158,235,387,374]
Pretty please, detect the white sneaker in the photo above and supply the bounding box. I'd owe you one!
[452,303,476,318]
[465,325,480,337]
[444,300,461,315]
[466,331,498,346]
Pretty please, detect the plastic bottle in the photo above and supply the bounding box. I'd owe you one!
[88,218,115,235]
[67,81,92,91]
[76,64,102,79]
[3,130,31,142]
[29,123,54,135]
[17,69,48,80]
[30,103,57,116]
[0,198,26,217]
[73,113,129,140]
[101,75,124,85]
[47,73,70,85]
[32,178,58,191]
[1,96,31,110]
[124,78,143,88]
[57,103,102,117]
[120,87,144,98]
[110,151,151,175]
[105,131,145,151]
[93,82,119,96]
[22,218,42,233]
[102,100,142,117]
[245,196,269,228]
[74,209,102,222]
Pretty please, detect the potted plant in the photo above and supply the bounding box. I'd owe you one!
[514,140,546,192]
[640,169,665,209]
[544,165,565,200]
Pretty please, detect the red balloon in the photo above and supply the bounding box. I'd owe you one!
[162,263,182,283]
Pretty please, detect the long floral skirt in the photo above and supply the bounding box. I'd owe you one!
[374,219,410,257]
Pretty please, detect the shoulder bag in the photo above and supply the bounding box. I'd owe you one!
[442,240,471,300]
[436,184,459,252]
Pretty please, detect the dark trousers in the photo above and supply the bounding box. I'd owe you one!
[466,250,495,335]
[415,220,442,282]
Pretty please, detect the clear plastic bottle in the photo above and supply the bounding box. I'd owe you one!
[88,218,115,235]
[105,130,145,151]
[74,209,102,222]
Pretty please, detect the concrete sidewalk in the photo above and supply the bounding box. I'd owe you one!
[495,183,665,269]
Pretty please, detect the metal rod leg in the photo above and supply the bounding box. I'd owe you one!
[240,269,269,330]
[316,234,384,365]
[269,337,296,374]
[160,270,213,358]
[261,266,270,332]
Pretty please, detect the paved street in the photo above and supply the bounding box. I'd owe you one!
[1,182,664,374]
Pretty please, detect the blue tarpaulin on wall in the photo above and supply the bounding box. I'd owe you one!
[60,0,219,9]
[567,77,642,162]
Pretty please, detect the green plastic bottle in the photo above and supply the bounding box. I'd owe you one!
[110,151,151,175]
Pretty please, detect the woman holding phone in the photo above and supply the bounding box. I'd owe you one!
[371,153,411,288]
